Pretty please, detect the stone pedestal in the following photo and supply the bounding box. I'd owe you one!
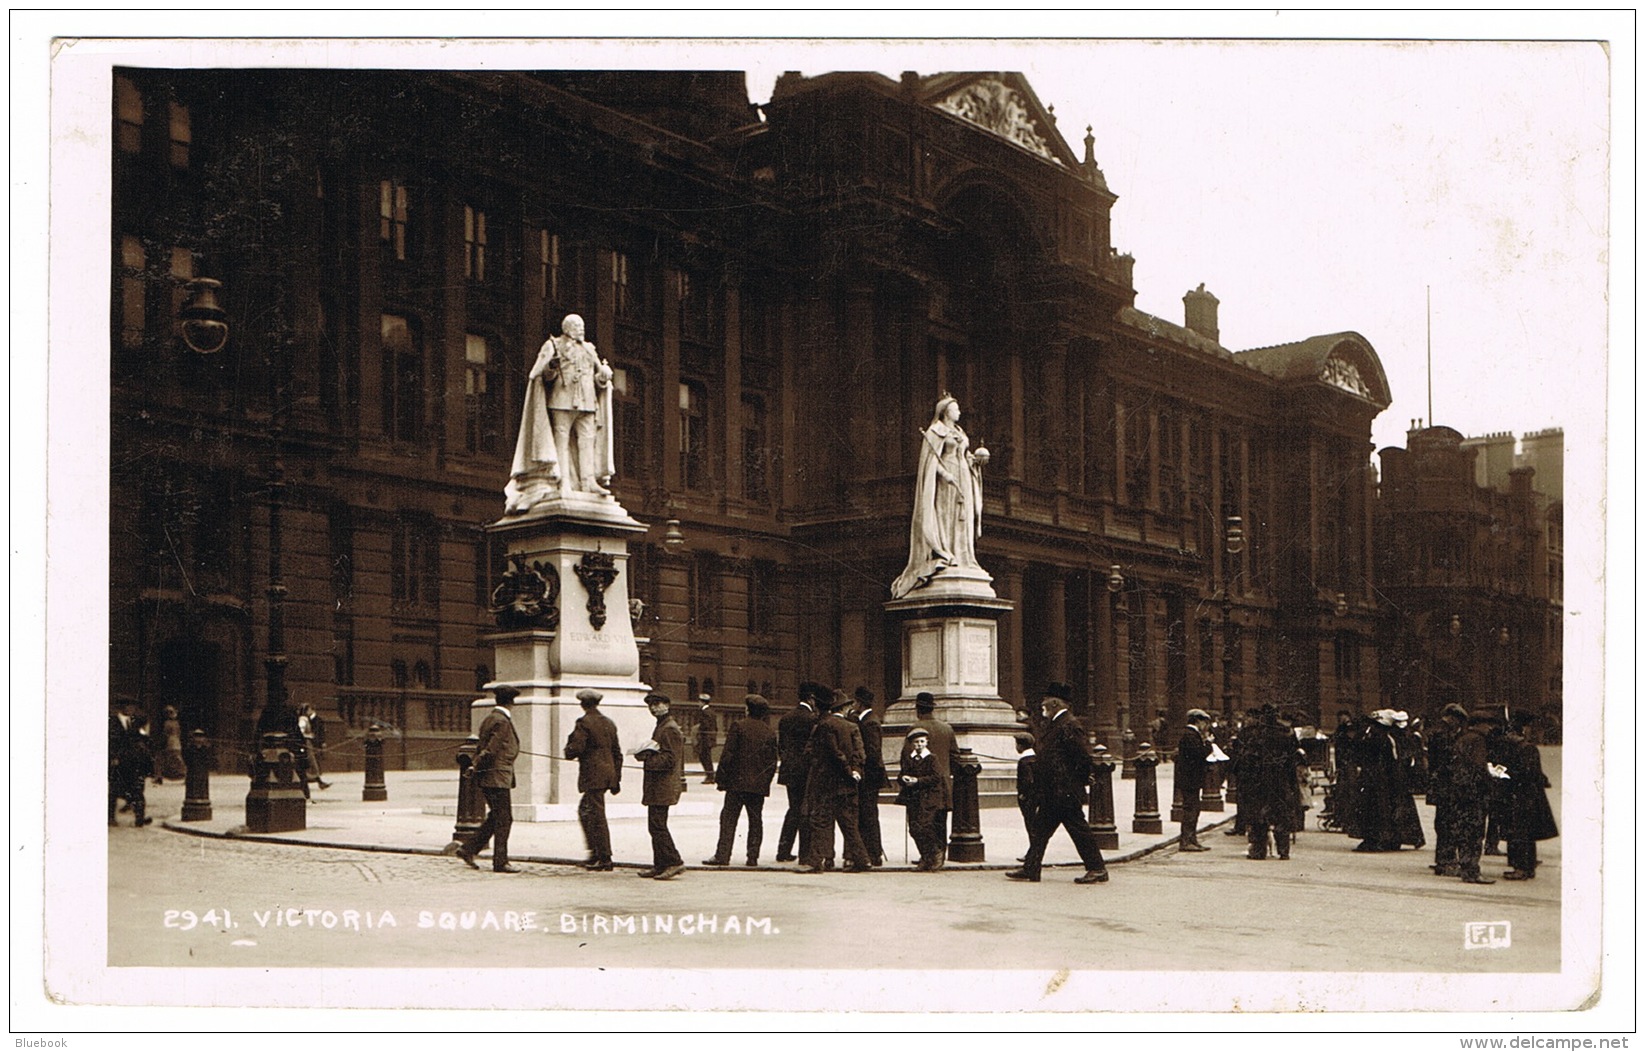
[470,493,655,818]
[883,567,1019,777]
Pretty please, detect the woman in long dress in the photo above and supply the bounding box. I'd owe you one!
[891,395,986,599]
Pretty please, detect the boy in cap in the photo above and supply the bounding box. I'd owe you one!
[897,728,944,870]
[456,685,523,873]
[634,693,686,880]
[904,691,958,868]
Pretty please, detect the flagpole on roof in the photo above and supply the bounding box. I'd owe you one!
[1426,285,1433,426]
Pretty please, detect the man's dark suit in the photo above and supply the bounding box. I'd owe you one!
[1019,710,1107,879]
[709,712,778,864]
[460,706,521,870]
[1175,724,1212,848]
[565,706,622,866]
[775,701,818,861]
[802,712,870,870]
[853,707,887,863]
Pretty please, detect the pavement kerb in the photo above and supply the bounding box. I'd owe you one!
[156,814,1234,872]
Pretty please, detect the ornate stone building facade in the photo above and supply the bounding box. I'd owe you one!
[1375,426,1563,732]
[109,69,1392,765]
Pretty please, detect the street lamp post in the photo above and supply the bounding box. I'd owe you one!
[1221,516,1245,725]
[179,277,305,833]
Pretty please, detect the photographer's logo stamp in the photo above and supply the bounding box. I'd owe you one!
[1464,921,1512,949]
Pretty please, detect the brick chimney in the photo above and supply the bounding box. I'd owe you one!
[1184,283,1219,341]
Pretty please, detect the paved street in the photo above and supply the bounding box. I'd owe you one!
[108,753,1561,978]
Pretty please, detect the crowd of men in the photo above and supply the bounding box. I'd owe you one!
[1197,702,1558,885]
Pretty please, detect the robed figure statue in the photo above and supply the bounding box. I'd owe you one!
[504,313,616,514]
[890,394,990,599]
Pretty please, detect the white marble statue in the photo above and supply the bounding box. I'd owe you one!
[890,394,990,598]
[505,313,615,513]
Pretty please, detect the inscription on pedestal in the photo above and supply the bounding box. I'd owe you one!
[960,622,996,686]
[909,625,944,682]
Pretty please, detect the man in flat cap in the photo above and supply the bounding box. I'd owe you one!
[1175,709,1214,852]
[1448,707,1507,884]
[1007,683,1109,885]
[902,691,959,868]
[456,684,523,873]
[704,694,779,867]
[800,689,871,873]
[774,683,822,863]
[851,687,887,866]
[564,688,622,871]
[634,693,686,880]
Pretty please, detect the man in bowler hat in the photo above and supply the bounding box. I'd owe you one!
[703,694,779,867]
[1449,707,1507,885]
[902,691,959,868]
[775,683,822,862]
[564,688,622,870]
[851,686,888,866]
[456,685,523,873]
[1007,683,1109,884]
[800,689,871,873]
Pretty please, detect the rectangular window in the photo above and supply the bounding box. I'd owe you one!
[680,270,715,343]
[119,236,147,349]
[749,559,777,636]
[390,515,440,610]
[1122,404,1150,507]
[689,552,721,628]
[612,252,630,317]
[464,206,487,282]
[115,75,143,154]
[742,392,770,505]
[329,504,354,604]
[168,100,191,168]
[381,313,423,443]
[473,530,505,608]
[611,366,645,483]
[539,230,560,303]
[679,380,709,489]
[379,179,409,260]
[168,246,195,322]
[464,333,501,454]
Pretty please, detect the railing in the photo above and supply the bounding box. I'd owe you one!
[332,687,478,769]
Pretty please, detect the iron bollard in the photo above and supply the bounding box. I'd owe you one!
[947,747,986,863]
[1224,758,1240,805]
[1087,745,1120,850]
[181,728,213,821]
[444,733,483,854]
[1120,727,1138,779]
[1200,757,1226,813]
[1131,746,1163,834]
[362,723,388,802]
[1169,782,1184,824]
[245,732,307,833]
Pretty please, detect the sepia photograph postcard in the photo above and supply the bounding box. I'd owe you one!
[13,10,1634,1040]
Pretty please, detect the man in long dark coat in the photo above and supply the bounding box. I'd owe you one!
[694,694,717,784]
[799,690,870,873]
[1448,708,1505,884]
[703,694,779,867]
[904,691,960,868]
[564,688,622,870]
[635,693,686,880]
[1238,705,1305,860]
[1502,711,1558,880]
[1174,709,1214,851]
[1006,683,1109,885]
[1425,703,1468,876]
[456,685,523,873]
[851,687,887,866]
[1346,710,1426,852]
[774,683,821,862]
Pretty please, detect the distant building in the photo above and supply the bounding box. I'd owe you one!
[1375,425,1562,733]
[109,68,1393,765]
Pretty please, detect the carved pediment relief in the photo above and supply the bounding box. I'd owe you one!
[935,78,1063,165]
[1321,352,1372,398]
